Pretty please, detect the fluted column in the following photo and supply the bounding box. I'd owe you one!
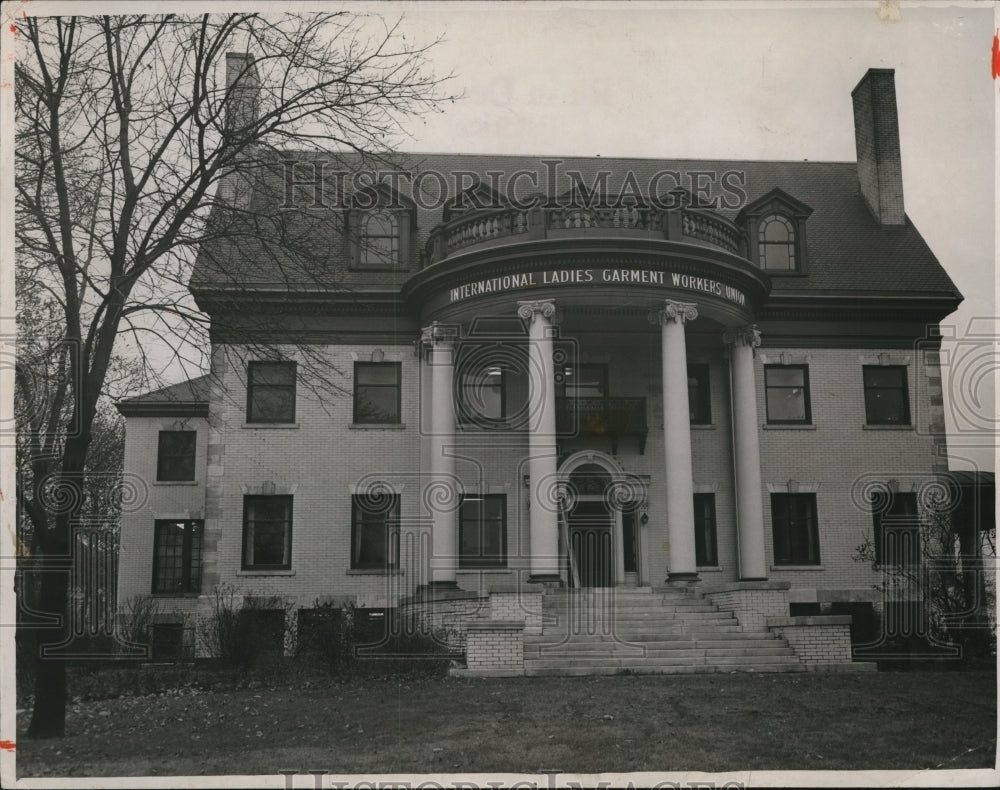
[654,300,700,582]
[517,299,561,583]
[724,324,768,580]
[421,322,459,587]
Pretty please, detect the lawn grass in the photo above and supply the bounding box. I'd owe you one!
[15,669,997,777]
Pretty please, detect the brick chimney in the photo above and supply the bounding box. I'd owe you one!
[225,52,260,131]
[852,68,905,225]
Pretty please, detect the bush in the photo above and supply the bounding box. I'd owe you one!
[197,585,292,670]
[296,601,459,678]
[115,594,160,657]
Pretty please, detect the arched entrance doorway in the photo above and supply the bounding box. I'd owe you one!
[558,451,646,588]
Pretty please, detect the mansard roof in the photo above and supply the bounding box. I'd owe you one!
[190,152,962,305]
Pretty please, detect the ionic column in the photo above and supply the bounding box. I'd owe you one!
[517,299,561,583]
[654,300,700,582]
[724,324,767,581]
[421,322,459,587]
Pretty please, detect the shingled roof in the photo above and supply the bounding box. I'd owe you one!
[116,375,211,417]
[190,151,962,306]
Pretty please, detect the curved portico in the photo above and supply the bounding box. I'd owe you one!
[405,224,773,588]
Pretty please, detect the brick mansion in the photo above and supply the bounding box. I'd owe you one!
[115,62,966,674]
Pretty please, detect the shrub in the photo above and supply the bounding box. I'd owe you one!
[115,594,160,657]
[197,585,292,670]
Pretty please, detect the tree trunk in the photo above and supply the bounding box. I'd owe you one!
[25,568,70,738]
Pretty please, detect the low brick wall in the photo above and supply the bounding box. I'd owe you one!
[489,589,543,635]
[767,615,854,664]
[701,581,790,632]
[399,590,489,649]
[464,620,525,676]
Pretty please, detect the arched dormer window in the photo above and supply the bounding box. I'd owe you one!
[348,185,414,270]
[737,188,812,275]
[360,211,399,267]
[758,214,796,271]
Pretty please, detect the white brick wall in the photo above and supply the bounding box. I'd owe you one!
[117,339,946,621]
[704,587,789,632]
[465,622,525,672]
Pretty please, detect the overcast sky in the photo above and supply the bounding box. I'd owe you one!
[345,0,1000,472]
[6,1,996,471]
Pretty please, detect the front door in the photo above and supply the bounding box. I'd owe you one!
[568,500,614,587]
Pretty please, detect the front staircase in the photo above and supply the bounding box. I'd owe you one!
[524,586,809,676]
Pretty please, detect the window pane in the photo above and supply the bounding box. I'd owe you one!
[358,364,399,386]
[761,216,792,242]
[157,431,196,481]
[462,368,503,421]
[355,387,399,423]
[865,390,906,424]
[250,387,295,422]
[766,367,804,387]
[766,388,807,421]
[251,363,295,386]
[762,244,794,270]
[244,498,290,569]
[772,494,819,564]
[459,496,505,567]
[864,367,905,388]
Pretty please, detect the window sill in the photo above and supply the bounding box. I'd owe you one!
[237,569,296,576]
[762,423,816,430]
[770,565,824,571]
[696,566,723,572]
[349,423,406,430]
[153,480,199,486]
[690,424,716,430]
[458,566,511,572]
[346,568,404,575]
[862,424,913,431]
[241,423,299,430]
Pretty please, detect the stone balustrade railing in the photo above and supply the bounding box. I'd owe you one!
[423,205,745,266]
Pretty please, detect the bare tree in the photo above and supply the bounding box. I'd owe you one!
[14,11,453,738]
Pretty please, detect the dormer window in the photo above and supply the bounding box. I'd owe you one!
[758,214,797,271]
[737,188,812,275]
[360,211,400,267]
[348,185,414,270]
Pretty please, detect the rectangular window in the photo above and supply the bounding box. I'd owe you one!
[459,366,505,424]
[354,362,402,424]
[863,366,910,425]
[246,361,296,424]
[872,491,919,566]
[351,493,400,569]
[688,364,712,424]
[771,493,820,565]
[156,430,197,482]
[693,493,718,566]
[242,496,292,570]
[765,365,811,424]
[152,519,203,593]
[459,495,507,568]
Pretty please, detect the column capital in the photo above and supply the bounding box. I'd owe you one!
[649,299,698,326]
[517,299,556,321]
[723,324,762,349]
[419,321,459,352]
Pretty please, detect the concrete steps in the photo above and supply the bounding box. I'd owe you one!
[522,586,808,677]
